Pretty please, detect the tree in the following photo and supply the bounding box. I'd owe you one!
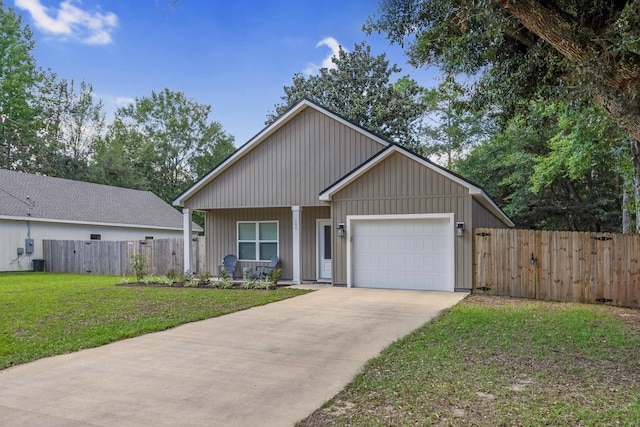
[366,0,640,142]
[367,0,640,231]
[37,75,105,180]
[90,128,150,191]
[0,1,42,172]
[270,42,426,149]
[455,98,624,231]
[421,75,490,167]
[92,88,235,203]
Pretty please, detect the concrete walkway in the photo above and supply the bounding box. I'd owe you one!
[0,286,466,426]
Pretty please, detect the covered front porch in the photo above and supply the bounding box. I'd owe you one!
[181,205,332,284]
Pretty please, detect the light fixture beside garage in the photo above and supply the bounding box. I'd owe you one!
[337,223,345,237]
[456,222,465,237]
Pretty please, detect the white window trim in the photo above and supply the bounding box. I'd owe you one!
[237,221,279,262]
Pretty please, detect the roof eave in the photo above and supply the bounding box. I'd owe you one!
[319,146,396,200]
[468,190,515,228]
[319,144,514,228]
[0,215,202,232]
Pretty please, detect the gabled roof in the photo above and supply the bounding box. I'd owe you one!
[319,144,514,227]
[172,98,390,207]
[0,169,201,231]
[172,98,512,227]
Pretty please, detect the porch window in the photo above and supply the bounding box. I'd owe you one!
[237,221,278,261]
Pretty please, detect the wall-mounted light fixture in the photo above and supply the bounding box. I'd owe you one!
[337,223,345,237]
[530,253,537,265]
[456,222,465,237]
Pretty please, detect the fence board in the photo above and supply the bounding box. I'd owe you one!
[43,237,206,277]
[473,228,640,309]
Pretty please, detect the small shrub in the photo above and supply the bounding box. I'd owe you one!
[130,255,147,281]
[182,270,200,287]
[158,276,173,286]
[218,271,233,289]
[196,271,211,280]
[267,268,282,285]
[166,268,178,280]
[254,279,273,290]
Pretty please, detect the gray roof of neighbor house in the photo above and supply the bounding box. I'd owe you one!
[0,169,201,231]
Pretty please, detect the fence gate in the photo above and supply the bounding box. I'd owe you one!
[473,228,640,308]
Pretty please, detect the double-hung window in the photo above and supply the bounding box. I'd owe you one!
[237,221,278,261]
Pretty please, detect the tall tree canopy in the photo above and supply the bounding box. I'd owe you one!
[92,88,235,203]
[455,98,626,231]
[0,1,42,171]
[270,42,426,149]
[365,0,640,142]
[421,75,490,167]
[367,0,640,231]
[38,76,105,180]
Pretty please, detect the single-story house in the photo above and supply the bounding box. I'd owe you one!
[0,169,201,272]
[174,99,513,291]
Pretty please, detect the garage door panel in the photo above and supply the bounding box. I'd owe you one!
[351,217,454,291]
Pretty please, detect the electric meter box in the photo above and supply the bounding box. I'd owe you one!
[25,239,34,254]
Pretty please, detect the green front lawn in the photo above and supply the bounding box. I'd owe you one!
[0,272,309,369]
[300,295,640,426]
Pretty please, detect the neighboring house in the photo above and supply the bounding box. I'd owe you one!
[174,99,513,291]
[0,169,202,272]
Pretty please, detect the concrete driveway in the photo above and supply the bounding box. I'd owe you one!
[0,286,465,426]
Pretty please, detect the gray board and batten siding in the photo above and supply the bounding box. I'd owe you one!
[472,198,508,229]
[329,150,508,289]
[183,108,384,210]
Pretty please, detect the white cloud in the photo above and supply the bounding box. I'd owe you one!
[94,93,135,121]
[14,0,118,45]
[303,37,343,75]
[115,96,135,107]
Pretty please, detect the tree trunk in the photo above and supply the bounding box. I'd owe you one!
[498,0,640,142]
[622,187,631,234]
[631,138,640,234]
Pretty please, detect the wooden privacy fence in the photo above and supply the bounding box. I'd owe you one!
[43,237,206,276]
[473,228,640,308]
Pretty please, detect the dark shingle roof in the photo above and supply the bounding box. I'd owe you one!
[0,169,199,230]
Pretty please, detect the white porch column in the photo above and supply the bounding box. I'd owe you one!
[292,206,302,284]
[183,208,193,274]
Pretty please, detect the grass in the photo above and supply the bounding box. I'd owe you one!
[0,272,310,370]
[299,295,640,426]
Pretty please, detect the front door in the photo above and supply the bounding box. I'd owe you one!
[317,220,332,282]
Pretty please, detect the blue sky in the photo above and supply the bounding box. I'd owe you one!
[14,0,441,145]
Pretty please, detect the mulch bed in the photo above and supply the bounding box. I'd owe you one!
[115,280,280,290]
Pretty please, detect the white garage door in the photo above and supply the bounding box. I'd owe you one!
[350,216,454,291]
